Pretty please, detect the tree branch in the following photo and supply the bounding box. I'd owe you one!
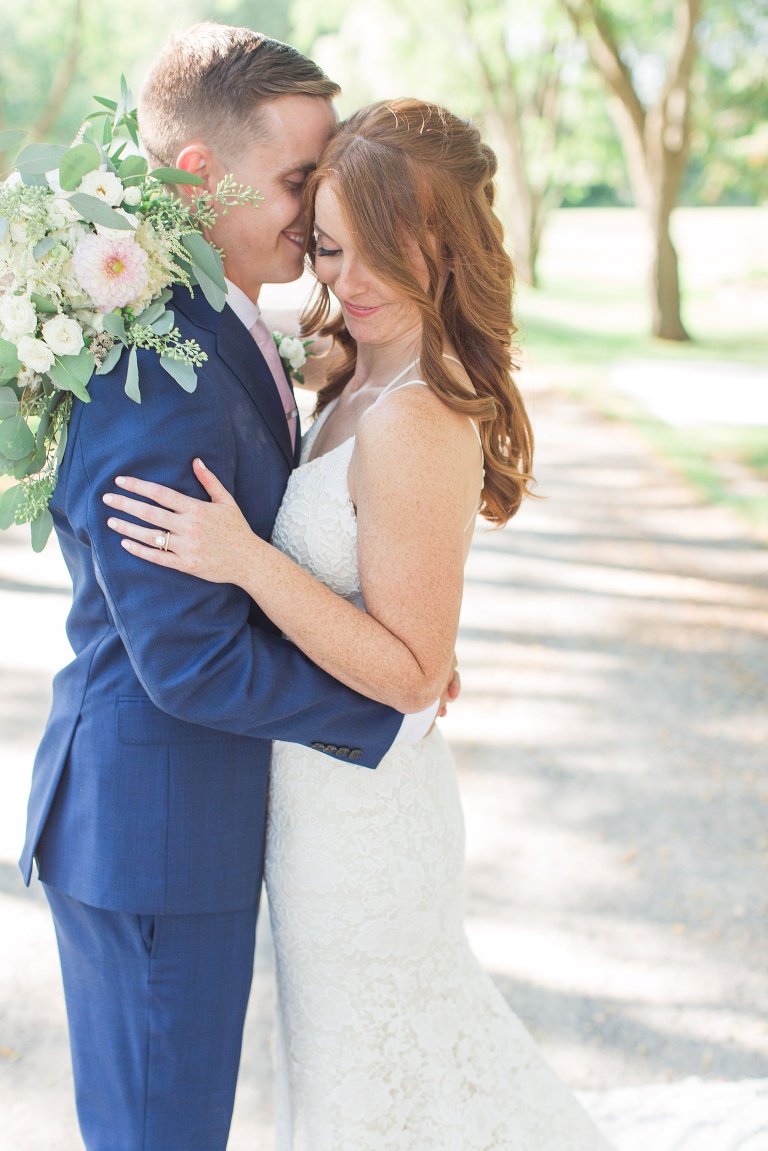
[559,0,646,143]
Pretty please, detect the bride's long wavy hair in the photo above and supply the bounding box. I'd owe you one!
[301,98,534,526]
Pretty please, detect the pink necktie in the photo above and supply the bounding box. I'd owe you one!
[248,317,298,451]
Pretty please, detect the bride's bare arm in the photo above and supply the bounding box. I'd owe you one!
[103,390,476,713]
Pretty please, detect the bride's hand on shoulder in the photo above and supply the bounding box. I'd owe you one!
[103,459,261,585]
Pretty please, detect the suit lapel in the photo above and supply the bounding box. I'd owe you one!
[174,287,294,469]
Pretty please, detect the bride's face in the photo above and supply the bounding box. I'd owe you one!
[312,182,424,348]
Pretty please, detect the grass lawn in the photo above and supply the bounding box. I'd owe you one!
[517,207,768,530]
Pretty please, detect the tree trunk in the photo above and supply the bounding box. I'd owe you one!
[651,202,688,340]
[483,107,537,287]
[560,0,699,341]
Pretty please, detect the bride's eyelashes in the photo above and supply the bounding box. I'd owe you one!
[313,229,341,258]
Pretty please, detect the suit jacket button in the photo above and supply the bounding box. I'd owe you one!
[336,747,350,758]
[324,744,337,755]
[349,748,363,761]
[310,742,325,752]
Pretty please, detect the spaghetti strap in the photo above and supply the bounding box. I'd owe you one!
[375,354,484,533]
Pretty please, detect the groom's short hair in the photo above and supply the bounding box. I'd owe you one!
[138,23,340,168]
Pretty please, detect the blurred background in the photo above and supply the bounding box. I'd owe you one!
[1,0,766,518]
[1,1,767,1148]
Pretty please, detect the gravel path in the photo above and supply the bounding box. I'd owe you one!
[0,382,766,1149]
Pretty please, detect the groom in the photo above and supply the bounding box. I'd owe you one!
[20,24,448,1151]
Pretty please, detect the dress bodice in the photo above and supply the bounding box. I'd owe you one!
[270,405,362,606]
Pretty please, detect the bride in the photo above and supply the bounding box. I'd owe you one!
[103,99,612,1149]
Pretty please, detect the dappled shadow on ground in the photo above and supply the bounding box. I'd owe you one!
[445,392,768,1087]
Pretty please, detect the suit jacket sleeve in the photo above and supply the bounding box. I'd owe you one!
[68,347,403,769]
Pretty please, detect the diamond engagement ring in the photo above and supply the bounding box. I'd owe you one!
[154,531,171,551]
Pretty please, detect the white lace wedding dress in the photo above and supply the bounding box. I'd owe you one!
[266,374,612,1150]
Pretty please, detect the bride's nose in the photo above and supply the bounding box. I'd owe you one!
[333,255,368,298]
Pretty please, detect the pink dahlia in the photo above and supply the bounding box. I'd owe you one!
[71,233,149,311]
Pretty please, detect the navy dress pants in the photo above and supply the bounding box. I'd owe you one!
[44,884,258,1151]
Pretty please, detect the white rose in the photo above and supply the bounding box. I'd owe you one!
[0,295,38,336]
[10,221,28,244]
[42,314,84,357]
[78,168,124,207]
[278,336,307,372]
[51,197,82,226]
[17,335,55,374]
[122,186,142,207]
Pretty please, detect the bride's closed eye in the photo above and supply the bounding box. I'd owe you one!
[313,229,341,258]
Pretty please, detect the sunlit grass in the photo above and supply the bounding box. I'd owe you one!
[517,207,768,531]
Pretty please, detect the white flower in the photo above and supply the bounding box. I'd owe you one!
[0,295,38,337]
[42,314,84,356]
[17,335,55,374]
[17,367,42,393]
[78,168,124,207]
[122,186,142,207]
[10,221,29,244]
[49,197,83,228]
[277,335,307,372]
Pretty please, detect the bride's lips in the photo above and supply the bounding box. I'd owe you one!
[343,301,383,319]
[283,230,304,247]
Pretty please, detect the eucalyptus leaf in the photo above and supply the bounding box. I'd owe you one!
[67,193,134,230]
[193,264,227,312]
[0,453,15,476]
[119,155,147,182]
[22,171,49,188]
[33,237,57,260]
[0,484,24,530]
[56,420,68,465]
[59,142,102,191]
[0,415,35,461]
[160,356,198,393]
[31,510,54,552]
[95,342,124,375]
[135,299,165,326]
[0,387,19,419]
[0,338,21,365]
[0,129,26,157]
[102,116,113,148]
[93,96,118,112]
[102,313,128,342]
[14,452,41,480]
[30,293,58,315]
[125,345,141,403]
[111,142,127,164]
[16,143,69,175]
[150,167,205,187]
[181,232,226,289]
[151,310,174,336]
[49,348,95,402]
[35,411,51,450]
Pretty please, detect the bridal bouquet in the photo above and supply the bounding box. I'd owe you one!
[0,79,260,550]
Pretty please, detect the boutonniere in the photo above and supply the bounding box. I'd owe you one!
[272,331,313,386]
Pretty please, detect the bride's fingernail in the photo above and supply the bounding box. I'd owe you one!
[115,477,126,486]
[197,458,207,471]
[103,494,114,505]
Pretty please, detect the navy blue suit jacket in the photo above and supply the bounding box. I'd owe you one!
[20,286,402,914]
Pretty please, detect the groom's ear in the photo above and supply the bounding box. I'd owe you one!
[176,144,219,200]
